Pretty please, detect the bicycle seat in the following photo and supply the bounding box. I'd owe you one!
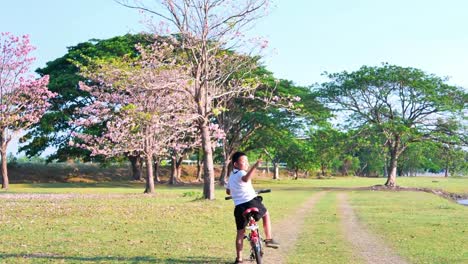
[242,207,260,219]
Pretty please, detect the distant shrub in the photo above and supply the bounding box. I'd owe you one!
[182,191,202,199]
[7,153,18,168]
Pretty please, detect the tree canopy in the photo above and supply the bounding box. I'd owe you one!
[318,63,467,186]
[21,34,155,162]
[0,32,56,189]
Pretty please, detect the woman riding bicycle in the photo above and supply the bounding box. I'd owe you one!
[226,151,280,264]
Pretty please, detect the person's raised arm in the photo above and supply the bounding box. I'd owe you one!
[242,159,262,182]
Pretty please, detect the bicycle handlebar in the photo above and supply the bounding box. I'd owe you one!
[225,189,271,200]
[257,189,271,194]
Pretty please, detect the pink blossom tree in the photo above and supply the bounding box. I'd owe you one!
[71,41,198,193]
[168,122,225,185]
[117,0,270,199]
[0,32,56,189]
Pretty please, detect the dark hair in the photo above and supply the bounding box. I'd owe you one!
[232,151,247,163]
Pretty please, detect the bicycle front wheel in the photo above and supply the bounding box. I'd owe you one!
[252,241,262,264]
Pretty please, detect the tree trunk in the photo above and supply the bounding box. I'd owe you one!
[342,159,350,176]
[1,148,8,190]
[444,158,449,177]
[128,156,143,181]
[272,162,280,180]
[170,156,177,185]
[201,124,215,200]
[196,149,203,182]
[385,137,406,188]
[219,162,228,186]
[176,157,183,182]
[385,152,398,187]
[294,168,298,180]
[219,159,231,186]
[266,160,270,176]
[219,142,229,186]
[154,160,160,183]
[321,163,326,177]
[144,154,155,193]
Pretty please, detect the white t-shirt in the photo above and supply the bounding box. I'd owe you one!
[227,169,257,206]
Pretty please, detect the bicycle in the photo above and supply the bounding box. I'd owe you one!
[226,189,271,264]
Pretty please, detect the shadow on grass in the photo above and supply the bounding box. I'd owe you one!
[13,182,212,190]
[13,182,144,189]
[0,253,228,263]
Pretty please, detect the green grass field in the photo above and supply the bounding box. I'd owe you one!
[288,192,360,264]
[257,176,468,193]
[0,185,316,263]
[1,177,467,263]
[9,175,468,194]
[349,191,468,263]
[288,190,468,264]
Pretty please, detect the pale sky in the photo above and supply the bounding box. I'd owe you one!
[2,0,468,155]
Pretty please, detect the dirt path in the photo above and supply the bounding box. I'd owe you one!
[337,193,409,264]
[261,191,326,264]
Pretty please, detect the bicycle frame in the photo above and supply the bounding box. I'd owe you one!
[245,215,263,262]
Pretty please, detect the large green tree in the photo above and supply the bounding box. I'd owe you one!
[20,34,154,177]
[217,74,327,184]
[319,64,466,186]
[278,136,315,179]
[397,141,467,177]
[239,80,329,180]
[397,141,440,176]
[435,143,468,177]
[306,125,346,177]
[338,126,389,177]
[249,126,293,180]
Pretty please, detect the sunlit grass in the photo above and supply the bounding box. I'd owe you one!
[0,186,314,263]
[256,176,468,194]
[4,182,145,194]
[349,191,468,263]
[391,177,468,193]
[1,177,467,263]
[288,192,360,264]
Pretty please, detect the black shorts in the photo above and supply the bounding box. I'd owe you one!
[234,196,267,230]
